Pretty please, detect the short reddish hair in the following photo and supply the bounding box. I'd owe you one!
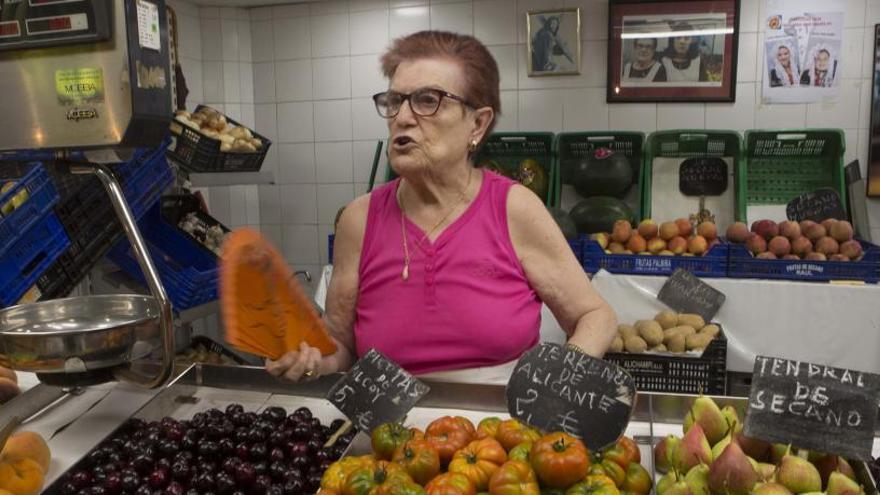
[381,31,501,139]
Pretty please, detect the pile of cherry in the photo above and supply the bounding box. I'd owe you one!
[54,404,355,495]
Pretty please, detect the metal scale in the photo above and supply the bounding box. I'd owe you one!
[0,0,177,392]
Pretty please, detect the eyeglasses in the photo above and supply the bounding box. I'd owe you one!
[372,88,474,118]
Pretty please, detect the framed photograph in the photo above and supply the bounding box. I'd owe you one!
[868,24,880,198]
[607,0,740,102]
[527,8,581,77]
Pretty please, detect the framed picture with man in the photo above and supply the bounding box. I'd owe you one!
[526,8,582,76]
[607,0,740,102]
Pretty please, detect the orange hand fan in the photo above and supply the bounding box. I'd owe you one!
[221,228,337,359]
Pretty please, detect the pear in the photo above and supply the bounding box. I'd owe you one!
[814,455,856,487]
[673,424,713,472]
[665,480,694,495]
[684,396,729,445]
[707,441,759,495]
[684,464,710,495]
[736,433,772,462]
[655,435,681,474]
[777,449,822,493]
[757,462,779,482]
[711,431,733,460]
[826,471,863,495]
[657,470,681,495]
[771,444,789,465]
[753,482,795,495]
[721,405,742,434]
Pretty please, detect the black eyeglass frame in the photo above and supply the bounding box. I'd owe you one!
[372,88,476,118]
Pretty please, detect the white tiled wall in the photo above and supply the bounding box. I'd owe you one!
[174,0,880,277]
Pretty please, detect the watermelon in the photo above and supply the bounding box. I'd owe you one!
[566,148,634,199]
[548,207,577,240]
[569,196,634,235]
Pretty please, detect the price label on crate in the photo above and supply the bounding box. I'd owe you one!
[327,349,430,433]
[785,188,847,223]
[506,342,635,450]
[744,356,880,460]
[657,268,726,322]
[679,157,728,196]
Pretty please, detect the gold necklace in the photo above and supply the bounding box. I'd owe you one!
[398,168,474,281]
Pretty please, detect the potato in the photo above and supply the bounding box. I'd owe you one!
[650,343,667,352]
[686,333,714,351]
[672,325,697,337]
[230,126,253,140]
[618,324,638,340]
[250,137,263,150]
[222,124,236,135]
[635,320,663,346]
[609,336,623,353]
[663,327,682,343]
[623,336,647,353]
[699,324,720,338]
[174,110,191,119]
[220,142,232,152]
[654,311,678,329]
[241,142,257,152]
[202,129,221,139]
[667,333,686,353]
[677,313,705,330]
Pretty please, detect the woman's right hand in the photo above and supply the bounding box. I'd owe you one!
[265,341,340,382]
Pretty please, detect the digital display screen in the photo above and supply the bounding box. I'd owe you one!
[28,0,84,6]
[0,22,20,38]
[26,13,87,35]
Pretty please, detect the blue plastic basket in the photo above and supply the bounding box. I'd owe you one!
[726,240,880,283]
[0,213,70,306]
[580,237,729,277]
[0,163,59,256]
[107,204,219,310]
[116,143,174,218]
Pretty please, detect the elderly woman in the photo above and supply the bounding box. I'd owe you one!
[660,23,707,82]
[267,31,616,382]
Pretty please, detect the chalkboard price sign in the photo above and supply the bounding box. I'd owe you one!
[743,356,880,460]
[506,342,635,450]
[785,188,847,223]
[327,349,430,432]
[679,157,729,196]
[657,269,726,322]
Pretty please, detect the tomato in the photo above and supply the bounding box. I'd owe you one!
[508,442,532,463]
[530,432,590,489]
[495,420,541,452]
[323,456,376,491]
[426,416,476,466]
[374,480,429,495]
[600,444,630,471]
[564,475,620,495]
[541,489,566,495]
[616,437,640,464]
[448,438,508,491]
[588,458,625,488]
[342,462,413,495]
[621,462,651,495]
[488,460,540,495]
[410,427,426,441]
[392,439,441,486]
[476,417,502,440]
[373,423,416,460]
[425,472,477,495]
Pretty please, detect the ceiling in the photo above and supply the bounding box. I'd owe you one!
[186,0,318,5]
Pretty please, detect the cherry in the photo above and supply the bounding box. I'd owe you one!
[268,431,286,448]
[294,407,312,420]
[234,462,256,486]
[164,481,185,495]
[235,442,250,461]
[269,447,285,463]
[219,437,235,456]
[148,468,169,489]
[252,474,272,492]
[170,461,192,482]
[261,406,287,424]
[104,472,123,494]
[214,472,236,494]
[269,461,287,481]
[198,440,220,459]
[221,456,240,474]
[193,472,215,491]
[225,404,244,416]
[253,461,268,475]
[250,442,268,461]
[281,477,304,494]
[292,424,311,441]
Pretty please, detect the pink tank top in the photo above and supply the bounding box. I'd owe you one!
[355,171,541,374]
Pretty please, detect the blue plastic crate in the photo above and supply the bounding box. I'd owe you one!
[727,240,880,283]
[116,143,174,219]
[580,238,729,277]
[0,213,70,307]
[107,204,219,310]
[0,163,59,256]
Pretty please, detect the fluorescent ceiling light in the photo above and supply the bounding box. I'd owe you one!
[621,28,734,39]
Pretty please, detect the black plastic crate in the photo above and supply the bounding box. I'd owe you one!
[603,329,727,395]
[161,194,230,256]
[166,105,272,173]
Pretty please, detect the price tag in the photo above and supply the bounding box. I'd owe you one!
[327,349,430,432]
[743,356,880,460]
[679,157,728,196]
[657,268,726,322]
[506,343,635,450]
[785,188,847,223]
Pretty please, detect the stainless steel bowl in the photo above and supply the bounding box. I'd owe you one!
[0,295,162,373]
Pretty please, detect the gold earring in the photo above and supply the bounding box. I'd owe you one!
[468,140,478,151]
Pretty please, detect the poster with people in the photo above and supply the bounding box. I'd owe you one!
[762,9,843,103]
[619,13,728,88]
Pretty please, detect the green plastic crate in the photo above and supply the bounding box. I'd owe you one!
[554,131,644,218]
[641,130,742,222]
[740,129,846,220]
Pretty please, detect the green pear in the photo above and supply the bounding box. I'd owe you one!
[771,444,789,465]
[655,435,682,474]
[657,470,681,495]
[708,442,759,495]
[711,431,733,460]
[684,396,729,445]
[757,462,779,482]
[753,482,795,495]
[815,455,857,487]
[684,464,710,495]
[665,480,694,495]
[672,424,713,473]
[737,433,772,462]
[777,449,822,493]
[721,405,742,433]
[826,471,863,495]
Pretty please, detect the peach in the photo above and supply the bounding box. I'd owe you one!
[0,458,43,495]
[659,222,679,241]
[783,254,801,260]
[829,220,854,243]
[839,240,863,260]
[799,219,818,233]
[791,237,813,257]
[745,233,767,254]
[688,235,708,255]
[805,252,827,261]
[768,236,791,257]
[751,219,778,240]
[815,236,839,256]
[830,254,850,262]
[1,432,50,473]
[591,232,609,250]
[777,220,801,241]
[804,223,827,242]
[626,233,647,254]
[697,221,717,241]
[726,222,750,243]
[608,242,626,254]
[675,218,693,237]
[668,236,688,255]
[659,250,675,256]
[637,219,659,239]
[611,220,632,244]
[756,252,777,260]
[648,237,667,255]
[820,218,838,233]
